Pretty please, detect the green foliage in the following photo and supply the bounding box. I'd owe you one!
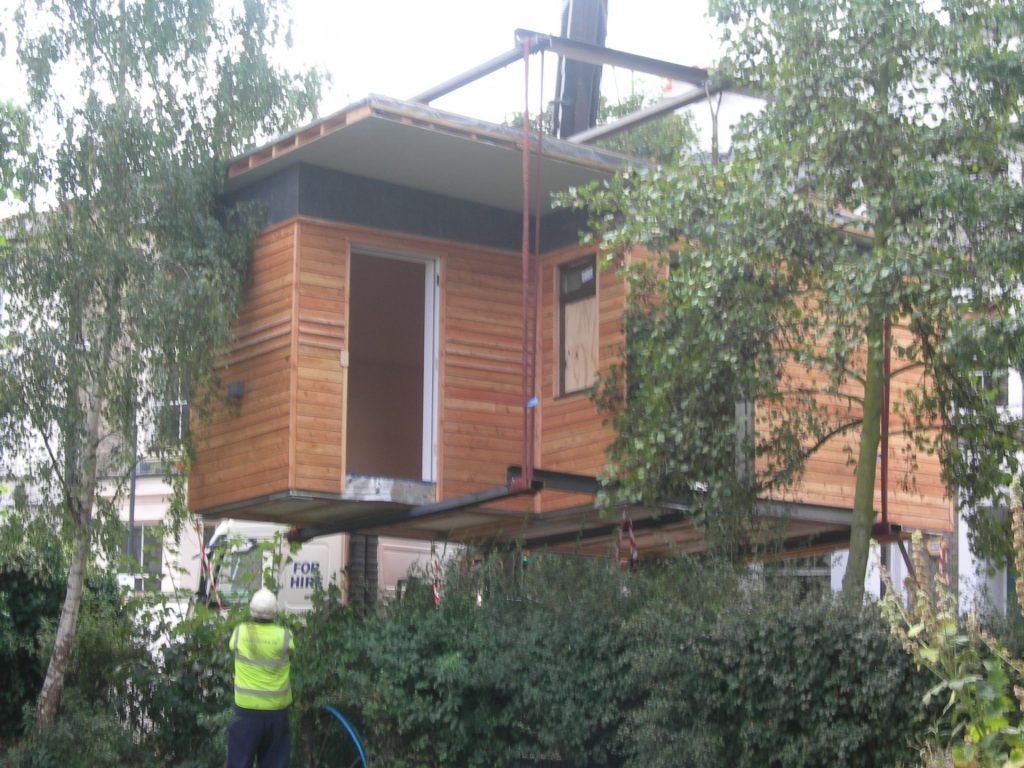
[881,532,1024,768]
[0,0,321,727]
[563,0,1024,594]
[1,565,243,766]
[2,567,167,756]
[593,91,700,165]
[0,99,29,201]
[0,545,66,740]
[2,689,156,768]
[0,550,929,767]
[145,602,245,767]
[628,585,925,768]
[287,552,923,768]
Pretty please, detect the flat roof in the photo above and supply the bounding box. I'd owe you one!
[225,95,639,214]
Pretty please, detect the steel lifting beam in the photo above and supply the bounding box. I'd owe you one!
[506,465,602,495]
[515,29,710,86]
[521,508,693,549]
[287,480,543,544]
[411,30,711,106]
[567,86,717,144]
[411,46,528,104]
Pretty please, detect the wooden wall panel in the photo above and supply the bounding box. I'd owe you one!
[440,246,525,494]
[763,320,951,532]
[190,211,950,541]
[189,222,297,513]
[294,221,347,493]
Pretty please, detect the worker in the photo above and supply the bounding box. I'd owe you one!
[227,588,295,768]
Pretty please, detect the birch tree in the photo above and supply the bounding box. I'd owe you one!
[0,0,319,730]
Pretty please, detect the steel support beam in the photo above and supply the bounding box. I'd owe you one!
[753,499,854,527]
[288,481,543,543]
[411,46,527,104]
[412,30,712,106]
[516,29,710,86]
[520,509,693,549]
[507,465,602,495]
[569,86,720,144]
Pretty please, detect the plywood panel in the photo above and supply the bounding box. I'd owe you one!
[537,246,620,506]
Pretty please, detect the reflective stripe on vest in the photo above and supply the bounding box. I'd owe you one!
[231,623,292,710]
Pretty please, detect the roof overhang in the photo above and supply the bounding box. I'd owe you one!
[225,95,637,214]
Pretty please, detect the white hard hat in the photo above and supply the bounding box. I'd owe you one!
[249,588,277,619]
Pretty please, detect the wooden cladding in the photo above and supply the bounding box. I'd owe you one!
[190,220,349,513]
[764,320,950,531]
[441,246,526,496]
[190,222,299,511]
[191,215,950,537]
[293,222,347,493]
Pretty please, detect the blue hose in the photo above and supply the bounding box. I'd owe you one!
[324,705,368,767]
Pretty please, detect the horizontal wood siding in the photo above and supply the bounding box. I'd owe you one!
[764,320,951,532]
[441,246,525,500]
[294,221,347,493]
[190,211,950,541]
[189,222,297,512]
[538,247,621,512]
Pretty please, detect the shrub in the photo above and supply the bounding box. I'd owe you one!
[881,525,1024,768]
[2,690,155,768]
[625,585,926,768]
[290,552,924,768]
[0,549,66,741]
[2,548,929,767]
[144,602,244,768]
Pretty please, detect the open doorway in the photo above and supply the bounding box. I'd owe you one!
[346,251,437,482]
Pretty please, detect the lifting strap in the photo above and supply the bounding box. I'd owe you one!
[196,521,223,611]
[616,507,639,571]
[430,544,442,606]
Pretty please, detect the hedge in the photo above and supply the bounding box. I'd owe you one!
[4,552,928,767]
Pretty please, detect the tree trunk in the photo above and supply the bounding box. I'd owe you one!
[841,315,884,604]
[36,350,104,732]
[35,513,90,731]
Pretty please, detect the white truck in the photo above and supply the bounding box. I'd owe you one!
[199,519,442,613]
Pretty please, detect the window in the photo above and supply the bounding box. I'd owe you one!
[155,372,190,446]
[124,524,164,592]
[977,369,1009,408]
[559,257,598,395]
[756,553,833,600]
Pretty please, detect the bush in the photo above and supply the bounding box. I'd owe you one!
[2,690,154,768]
[144,602,243,768]
[0,550,66,741]
[290,554,642,767]
[625,585,925,768]
[2,549,930,767]
[289,552,925,768]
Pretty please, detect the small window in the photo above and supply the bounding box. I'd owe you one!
[560,257,598,395]
[124,524,164,592]
[977,369,1009,408]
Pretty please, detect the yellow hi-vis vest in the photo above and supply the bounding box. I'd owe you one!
[229,622,294,710]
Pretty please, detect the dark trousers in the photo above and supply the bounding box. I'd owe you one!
[226,705,290,768]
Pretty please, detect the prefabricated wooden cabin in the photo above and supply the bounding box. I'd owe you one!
[187,90,952,562]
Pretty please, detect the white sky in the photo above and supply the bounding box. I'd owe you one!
[288,0,723,115]
[1,0,757,173]
[282,0,758,150]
